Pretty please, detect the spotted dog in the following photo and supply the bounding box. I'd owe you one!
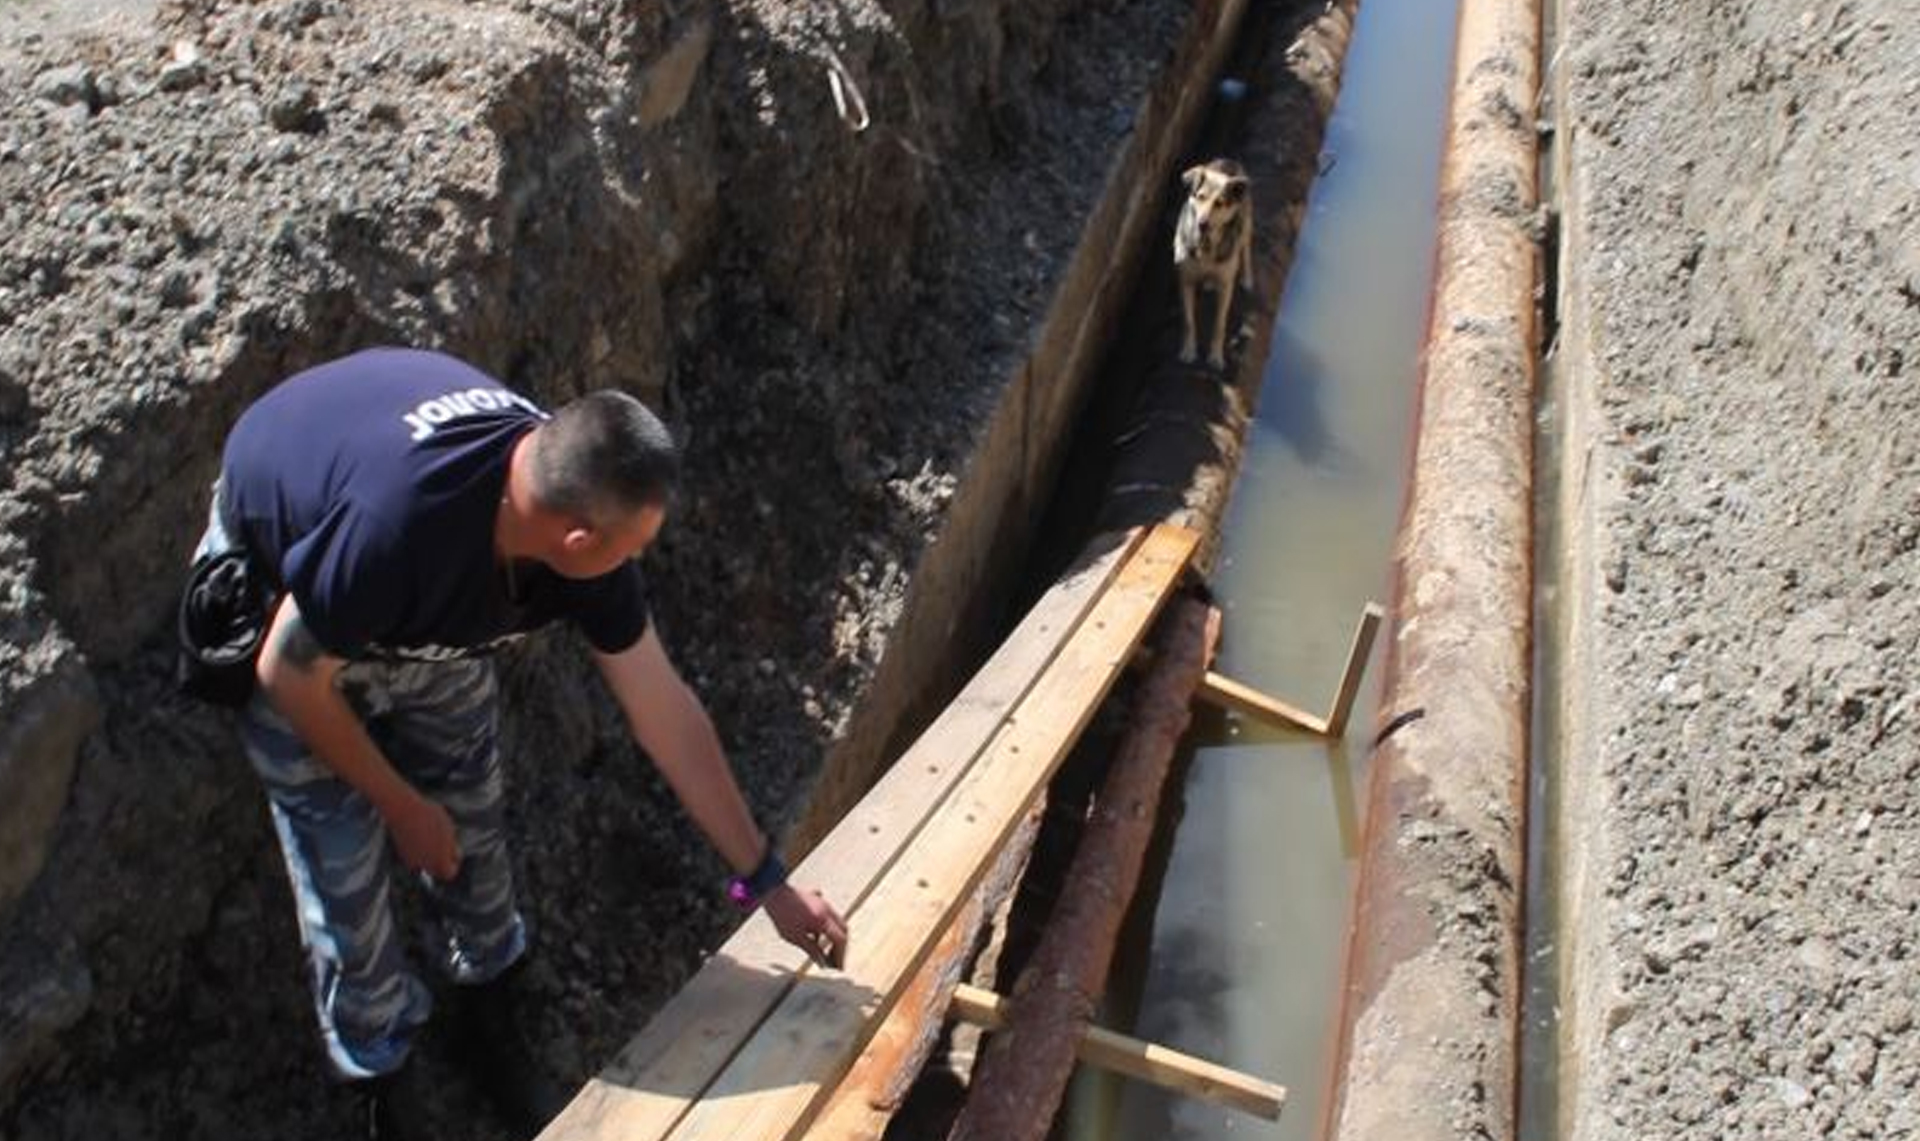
[1174,158,1254,369]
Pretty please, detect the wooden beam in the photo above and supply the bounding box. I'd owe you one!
[659,525,1199,1141]
[800,811,1040,1141]
[805,893,978,1140]
[1322,602,1384,738]
[1198,669,1326,734]
[540,528,1147,1141]
[1186,601,1385,738]
[948,984,1286,1121]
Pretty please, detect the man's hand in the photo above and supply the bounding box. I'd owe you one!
[763,883,849,969]
[381,789,461,881]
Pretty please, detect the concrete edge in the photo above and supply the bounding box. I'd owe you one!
[1543,0,1629,1135]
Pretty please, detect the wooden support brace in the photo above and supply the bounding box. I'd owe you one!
[1322,602,1384,738]
[1188,601,1385,738]
[948,984,1287,1121]
[1198,669,1326,734]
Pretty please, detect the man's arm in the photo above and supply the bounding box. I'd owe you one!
[595,626,848,967]
[255,595,461,880]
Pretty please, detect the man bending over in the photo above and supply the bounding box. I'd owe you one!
[194,347,847,1138]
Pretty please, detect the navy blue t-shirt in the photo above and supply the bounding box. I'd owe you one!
[221,348,650,661]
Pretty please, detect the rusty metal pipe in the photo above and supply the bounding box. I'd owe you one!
[1322,0,1542,1138]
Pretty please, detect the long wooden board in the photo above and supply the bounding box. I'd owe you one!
[540,528,1151,1140]
[948,984,1286,1121]
[660,524,1198,1140]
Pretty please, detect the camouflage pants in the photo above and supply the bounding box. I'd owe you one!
[200,487,527,1080]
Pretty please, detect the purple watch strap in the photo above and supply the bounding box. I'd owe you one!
[727,848,788,912]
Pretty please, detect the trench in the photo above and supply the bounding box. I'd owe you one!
[1059,3,1460,1138]
[874,0,1460,1135]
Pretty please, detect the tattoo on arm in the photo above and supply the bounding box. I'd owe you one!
[276,604,328,670]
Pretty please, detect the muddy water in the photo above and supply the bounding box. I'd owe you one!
[1519,348,1567,1141]
[1520,0,1567,1132]
[1062,1,1460,1137]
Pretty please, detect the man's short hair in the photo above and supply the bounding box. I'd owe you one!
[529,390,679,522]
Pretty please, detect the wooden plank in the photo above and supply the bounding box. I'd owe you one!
[800,807,1044,1141]
[807,904,975,1139]
[1322,602,1384,737]
[1190,601,1384,738]
[1198,669,1326,734]
[540,528,1147,1141]
[797,815,1025,1141]
[949,984,1287,1121]
[661,524,1200,1141]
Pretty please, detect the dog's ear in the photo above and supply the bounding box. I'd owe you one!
[1221,176,1249,204]
[1181,165,1205,192]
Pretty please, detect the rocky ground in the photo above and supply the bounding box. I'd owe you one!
[0,0,1187,1137]
[1556,0,1920,1138]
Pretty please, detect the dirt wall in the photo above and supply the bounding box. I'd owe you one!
[1554,0,1920,1137]
[0,0,1191,1135]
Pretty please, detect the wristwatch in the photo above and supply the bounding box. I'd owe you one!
[727,846,789,912]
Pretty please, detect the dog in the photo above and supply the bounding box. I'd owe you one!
[1174,158,1254,369]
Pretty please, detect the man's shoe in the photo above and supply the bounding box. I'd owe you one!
[362,1063,434,1141]
[455,965,569,1134]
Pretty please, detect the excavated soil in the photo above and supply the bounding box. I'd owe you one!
[0,0,1188,1136]
[1556,0,1920,1138]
